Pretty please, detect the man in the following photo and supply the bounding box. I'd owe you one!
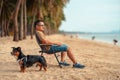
[34,20,85,68]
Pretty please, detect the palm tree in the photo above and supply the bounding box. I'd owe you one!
[0,0,16,37]
[27,0,45,39]
[19,0,24,40]
[13,0,22,41]
[0,0,69,41]
[0,0,3,16]
[43,0,69,34]
[23,0,27,39]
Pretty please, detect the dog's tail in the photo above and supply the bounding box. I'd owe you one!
[40,56,47,67]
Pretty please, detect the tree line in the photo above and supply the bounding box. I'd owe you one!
[0,0,69,41]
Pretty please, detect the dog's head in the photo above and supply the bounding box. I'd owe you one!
[11,47,21,56]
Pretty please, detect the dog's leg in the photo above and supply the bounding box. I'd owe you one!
[22,67,26,72]
[36,63,42,71]
[20,66,24,72]
[39,64,42,71]
[20,66,26,72]
[20,67,22,72]
[43,67,47,71]
[38,63,42,71]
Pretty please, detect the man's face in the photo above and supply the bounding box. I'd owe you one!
[36,22,45,31]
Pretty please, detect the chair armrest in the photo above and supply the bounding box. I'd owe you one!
[39,44,52,46]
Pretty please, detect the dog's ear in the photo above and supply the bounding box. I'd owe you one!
[17,47,21,51]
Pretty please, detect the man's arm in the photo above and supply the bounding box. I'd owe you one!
[36,31,62,46]
[46,40,62,46]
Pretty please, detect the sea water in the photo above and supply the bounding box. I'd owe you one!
[79,33,120,46]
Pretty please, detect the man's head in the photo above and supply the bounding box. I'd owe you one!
[34,20,45,31]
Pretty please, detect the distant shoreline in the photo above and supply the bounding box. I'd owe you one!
[78,33,120,46]
[61,33,120,46]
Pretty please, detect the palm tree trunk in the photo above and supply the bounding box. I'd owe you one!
[23,0,27,39]
[36,0,43,20]
[19,0,23,40]
[6,18,10,36]
[37,8,43,20]
[0,0,3,37]
[4,18,7,37]
[30,12,36,39]
[7,8,15,36]
[1,20,4,37]
[46,23,51,35]
[0,0,3,16]
[13,0,22,41]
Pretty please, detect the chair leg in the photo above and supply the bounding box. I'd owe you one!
[54,53,62,68]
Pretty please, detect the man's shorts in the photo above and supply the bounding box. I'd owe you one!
[48,44,68,53]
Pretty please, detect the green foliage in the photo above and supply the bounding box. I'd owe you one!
[0,0,69,38]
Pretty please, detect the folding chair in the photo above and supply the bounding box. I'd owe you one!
[35,34,62,68]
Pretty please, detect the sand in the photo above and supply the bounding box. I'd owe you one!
[0,34,120,80]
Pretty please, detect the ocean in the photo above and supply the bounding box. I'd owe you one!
[78,33,120,46]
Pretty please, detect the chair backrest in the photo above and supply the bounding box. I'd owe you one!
[35,33,46,51]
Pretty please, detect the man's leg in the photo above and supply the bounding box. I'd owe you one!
[66,47,85,68]
[61,52,66,62]
[60,52,70,66]
[50,44,85,68]
[66,47,76,64]
[60,47,76,64]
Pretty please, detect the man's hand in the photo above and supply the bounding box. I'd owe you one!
[56,42,62,46]
[46,40,62,46]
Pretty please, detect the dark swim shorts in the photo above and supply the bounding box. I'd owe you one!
[48,44,68,53]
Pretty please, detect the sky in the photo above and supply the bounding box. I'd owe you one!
[59,0,120,32]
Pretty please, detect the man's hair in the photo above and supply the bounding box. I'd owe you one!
[34,20,44,28]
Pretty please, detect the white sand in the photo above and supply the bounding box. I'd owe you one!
[0,34,120,80]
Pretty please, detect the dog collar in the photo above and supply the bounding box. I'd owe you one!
[17,57,27,63]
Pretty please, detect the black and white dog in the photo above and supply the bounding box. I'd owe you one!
[11,47,47,72]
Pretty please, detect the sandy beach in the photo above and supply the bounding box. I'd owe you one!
[0,34,120,80]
